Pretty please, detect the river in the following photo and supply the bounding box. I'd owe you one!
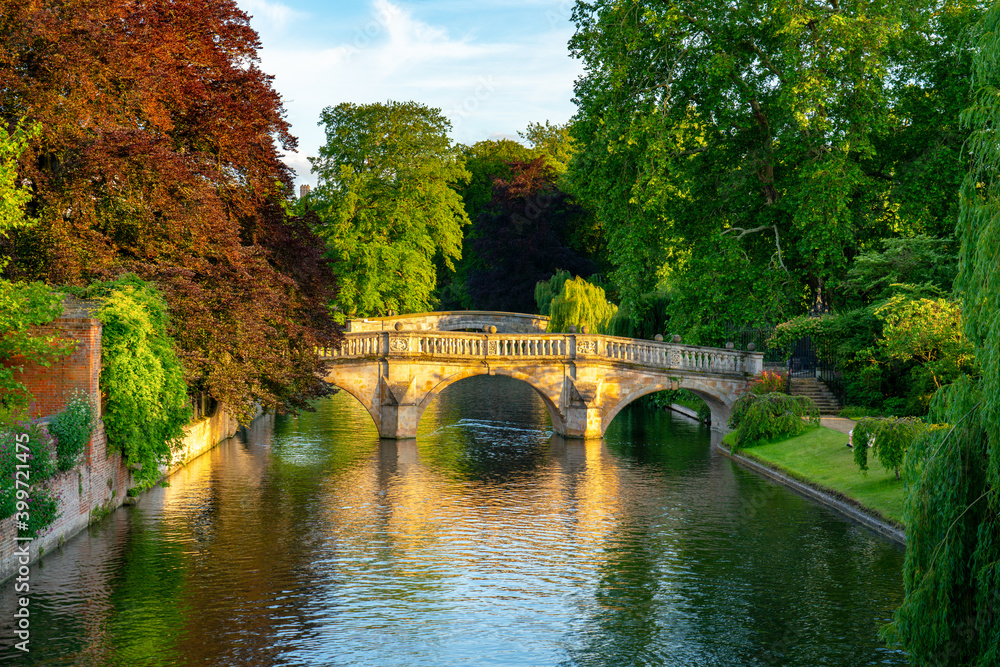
[1,375,906,666]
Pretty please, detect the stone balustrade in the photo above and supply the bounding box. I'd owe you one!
[319,331,761,376]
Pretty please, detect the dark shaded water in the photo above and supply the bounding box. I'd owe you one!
[1,375,905,666]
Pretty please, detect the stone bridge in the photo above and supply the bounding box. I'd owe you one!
[320,324,762,440]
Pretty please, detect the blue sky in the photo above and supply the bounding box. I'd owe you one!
[233,0,583,189]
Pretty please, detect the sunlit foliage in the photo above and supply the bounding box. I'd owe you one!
[309,101,469,317]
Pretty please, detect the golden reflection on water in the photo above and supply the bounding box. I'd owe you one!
[0,375,909,667]
[305,382,632,585]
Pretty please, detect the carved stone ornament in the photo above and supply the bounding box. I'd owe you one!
[670,350,682,366]
[389,338,409,352]
[576,341,597,354]
[488,341,498,355]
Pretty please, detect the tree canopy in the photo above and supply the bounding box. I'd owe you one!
[568,0,981,340]
[465,158,595,312]
[0,0,340,417]
[308,101,469,317]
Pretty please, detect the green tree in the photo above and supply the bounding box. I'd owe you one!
[882,5,1000,662]
[568,0,980,333]
[308,101,470,317]
[546,276,618,333]
[519,120,575,172]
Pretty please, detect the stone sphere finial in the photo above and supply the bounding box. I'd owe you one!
[483,325,490,332]
[747,342,756,351]
[489,325,497,334]
[394,321,404,331]
[654,334,663,342]
[581,325,590,334]
[725,341,735,350]
[672,334,682,344]
[568,325,577,333]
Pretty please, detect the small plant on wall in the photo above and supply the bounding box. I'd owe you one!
[0,413,61,538]
[48,390,95,471]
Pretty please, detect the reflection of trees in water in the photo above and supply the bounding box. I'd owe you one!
[1,375,907,666]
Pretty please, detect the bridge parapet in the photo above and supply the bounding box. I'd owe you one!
[320,331,762,376]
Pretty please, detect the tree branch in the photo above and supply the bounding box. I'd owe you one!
[722,224,790,273]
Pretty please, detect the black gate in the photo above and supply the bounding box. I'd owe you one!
[788,336,818,377]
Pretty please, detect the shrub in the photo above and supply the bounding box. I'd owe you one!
[0,414,59,536]
[19,487,59,539]
[852,417,944,480]
[750,370,787,395]
[48,390,95,471]
[728,392,820,449]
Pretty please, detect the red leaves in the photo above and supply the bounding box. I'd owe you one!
[1,0,340,416]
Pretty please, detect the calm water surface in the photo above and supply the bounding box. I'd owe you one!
[1,376,906,666]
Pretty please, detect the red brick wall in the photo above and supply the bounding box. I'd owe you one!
[1,299,133,582]
[3,306,102,422]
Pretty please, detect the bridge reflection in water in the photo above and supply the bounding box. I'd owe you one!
[321,312,763,439]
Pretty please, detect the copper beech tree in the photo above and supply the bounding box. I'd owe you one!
[0,0,340,417]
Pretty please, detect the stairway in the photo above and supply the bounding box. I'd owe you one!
[788,376,842,415]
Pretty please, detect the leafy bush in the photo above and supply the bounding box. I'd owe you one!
[0,414,59,536]
[728,392,820,449]
[19,487,59,539]
[852,417,946,480]
[48,390,95,471]
[86,276,191,489]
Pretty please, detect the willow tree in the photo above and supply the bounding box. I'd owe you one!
[568,0,981,341]
[547,276,618,334]
[309,101,469,317]
[883,6,1000,663]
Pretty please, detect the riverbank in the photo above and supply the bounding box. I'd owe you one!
[717,425,906,546]
[0,405,264,583]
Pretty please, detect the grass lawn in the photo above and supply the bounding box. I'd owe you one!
[723,426,906,527]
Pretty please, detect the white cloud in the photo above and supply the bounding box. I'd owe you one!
[240,0,306,32]
[241,0,582,188]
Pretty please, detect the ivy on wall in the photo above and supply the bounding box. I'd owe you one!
[72,276,191,489]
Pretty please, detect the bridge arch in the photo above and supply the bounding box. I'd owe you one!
[323,378,384,433]
[601,380,732,433]
[416,369,566,435]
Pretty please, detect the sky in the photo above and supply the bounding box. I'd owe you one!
[233,0,584,190]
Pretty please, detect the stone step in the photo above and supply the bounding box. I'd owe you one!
[787,377,841,414]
